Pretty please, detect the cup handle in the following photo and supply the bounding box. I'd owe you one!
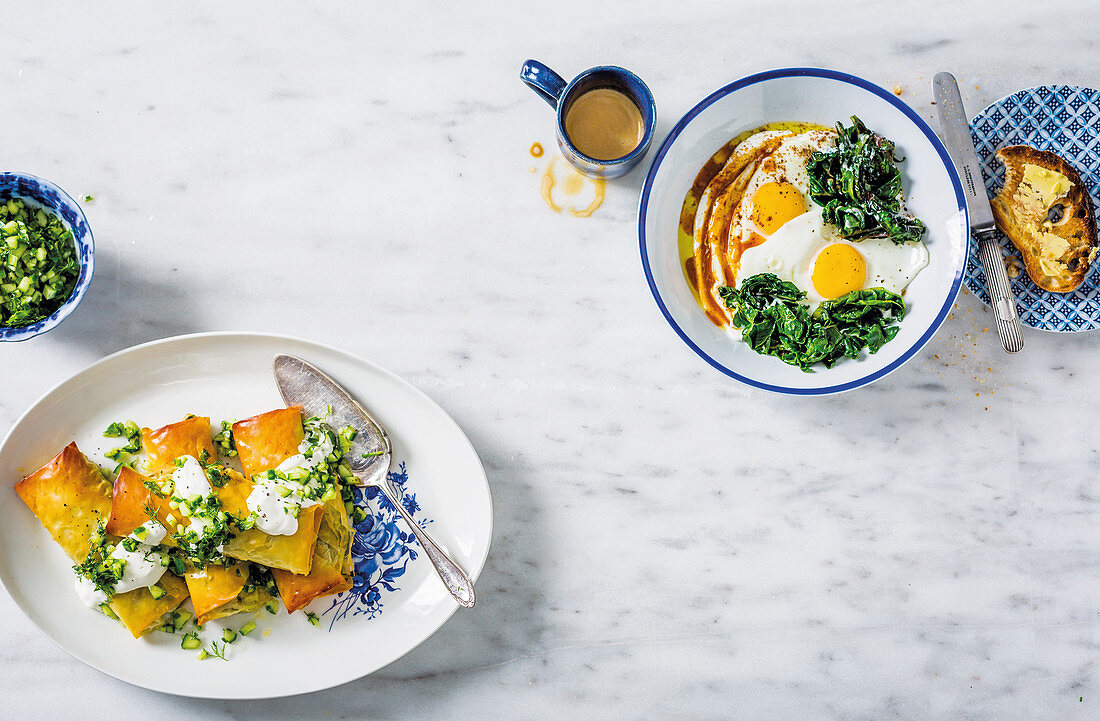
[520,59,567,109]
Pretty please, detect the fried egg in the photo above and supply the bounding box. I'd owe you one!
[738,208,929,308]
[731,130,836,254]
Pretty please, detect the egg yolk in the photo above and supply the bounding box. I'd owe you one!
[749,182,806,234]
[811,243,867,299]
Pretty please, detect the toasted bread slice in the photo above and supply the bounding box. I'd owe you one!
[990,145,1097,293]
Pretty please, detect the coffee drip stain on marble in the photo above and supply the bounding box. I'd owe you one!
[539,155,605,217]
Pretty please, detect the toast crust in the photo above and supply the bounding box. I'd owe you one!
[989,145,1097,293]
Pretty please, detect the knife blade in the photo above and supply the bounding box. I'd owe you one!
[933,71,1024,353]
[272,353,389,486]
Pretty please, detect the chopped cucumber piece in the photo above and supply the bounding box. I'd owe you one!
[239,621,257,636]
[181,633,201,650]
[0,199,79,328]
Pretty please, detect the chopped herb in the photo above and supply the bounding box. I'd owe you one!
[806,116,926,244]
[246,563,279,598]
[111,460,136,475]
[213,420,237,458]
[305,612,320,627]
[205,464,230,488]
[72,521,123,598]
[360,450,384,458]
[719,273,905,371]
[158,610,191,634]
[83,195,94,202]
[203,640,229,661]
[168,555,186,576]
[0,199,81,328]
[103,420,142,463]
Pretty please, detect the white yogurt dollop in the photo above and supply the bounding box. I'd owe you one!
[247,432,331,535]
[73,521,169,608]
[275,431,335,475]
[246,480,319,536]
[110,542,167,595]
[75,576,108,608]
[172,455,212,499]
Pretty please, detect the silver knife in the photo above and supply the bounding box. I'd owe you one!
[273,354,476,608]
[933,71,1024,353]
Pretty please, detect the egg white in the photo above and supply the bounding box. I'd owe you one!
[734,130,836,240]
[738,208,929,309]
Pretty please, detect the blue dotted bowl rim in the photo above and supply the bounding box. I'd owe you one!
[0,172,94,342]
[965,83,1100,333]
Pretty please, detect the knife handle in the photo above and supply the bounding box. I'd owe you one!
[975,227,1024,353]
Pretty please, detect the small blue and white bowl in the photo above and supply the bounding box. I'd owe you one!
[0,173,94,342]
[638,68,969,395]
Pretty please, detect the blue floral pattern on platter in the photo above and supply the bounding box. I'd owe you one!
[321,461,431,629]
[966,85,1100,332]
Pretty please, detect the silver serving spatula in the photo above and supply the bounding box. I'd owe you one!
[933,71,1024,353]
[273,354,476,608]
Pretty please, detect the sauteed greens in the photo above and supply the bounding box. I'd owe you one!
[719,273,906,372]
[806,116,926,245]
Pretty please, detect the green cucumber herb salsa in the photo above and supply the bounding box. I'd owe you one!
[719,274,905,372]
[0,198,79,328]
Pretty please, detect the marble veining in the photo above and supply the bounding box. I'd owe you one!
[1,1,1098,719]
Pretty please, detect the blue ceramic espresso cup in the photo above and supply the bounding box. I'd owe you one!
[520,59,656,179]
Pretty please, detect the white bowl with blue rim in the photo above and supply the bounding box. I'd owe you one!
[638,68,969,395]
[0,172,94,342]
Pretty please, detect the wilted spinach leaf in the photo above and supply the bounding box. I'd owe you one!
[719,273,906,372]
[806,116,926,245]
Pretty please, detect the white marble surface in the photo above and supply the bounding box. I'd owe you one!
[1,1,1098,718]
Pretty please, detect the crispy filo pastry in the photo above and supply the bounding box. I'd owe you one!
[233,407,305,479]
[143,416,218,473]
[185,561,272,625]
[106,465,177,541]
[235,407,355,612]
[14,443,188,638]
[114,573,190,638]
[15,442,112,559]
[139,414,323,575]
[273,496,354,613]
[219,466,323,575]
